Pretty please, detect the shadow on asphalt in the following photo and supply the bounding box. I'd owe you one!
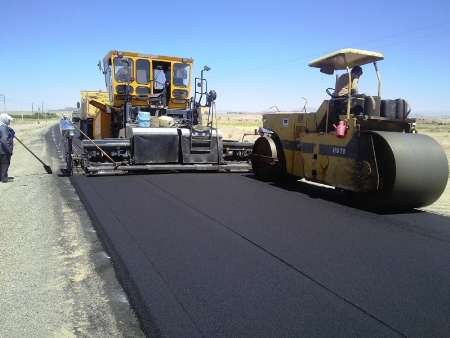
[241,174,424,216]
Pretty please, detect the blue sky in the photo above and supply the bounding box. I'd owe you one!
[1,0,449,114]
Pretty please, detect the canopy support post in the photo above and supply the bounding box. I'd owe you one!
[374,61,381,97]
[345,65,351,120]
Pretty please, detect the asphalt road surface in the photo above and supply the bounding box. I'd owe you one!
[71,172,450,337]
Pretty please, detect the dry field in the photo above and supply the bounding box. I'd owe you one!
[415,118,450,215]
[415,118,450,155]
[209,112,262,141]
[216,113,450,216]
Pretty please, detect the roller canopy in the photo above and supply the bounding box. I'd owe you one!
[309,48,384,74]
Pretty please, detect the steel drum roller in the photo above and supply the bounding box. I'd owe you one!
[371,131,449,210]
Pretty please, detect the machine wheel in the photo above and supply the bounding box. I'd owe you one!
[65,137,73,176]
[351,131,449,211]
[251,135,286,181]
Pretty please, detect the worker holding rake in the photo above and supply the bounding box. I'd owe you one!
[0,113,15,183]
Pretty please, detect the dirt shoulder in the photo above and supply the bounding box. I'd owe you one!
[0,120,144,338]
[416,119,450,216]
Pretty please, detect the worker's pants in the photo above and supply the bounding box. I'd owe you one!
[0,154,11,182]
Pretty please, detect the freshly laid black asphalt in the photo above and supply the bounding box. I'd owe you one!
[71,173,450,337]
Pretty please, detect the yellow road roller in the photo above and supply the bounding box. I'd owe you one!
[251,48,448,210]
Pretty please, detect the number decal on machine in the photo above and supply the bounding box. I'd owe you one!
[332,146,346,155]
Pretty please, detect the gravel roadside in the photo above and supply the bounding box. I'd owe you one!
[0,120,145,338]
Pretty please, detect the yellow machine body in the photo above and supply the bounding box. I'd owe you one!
[93,109,111,139]
[102,50,193,110]
[80,90,109,119]
[252,49,448,210]
[262,111,376,191]
[79,90,110,139]
[78,51,194,140]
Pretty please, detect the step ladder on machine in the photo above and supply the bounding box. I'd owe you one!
[190,127,212,153]
[190,66,220,164]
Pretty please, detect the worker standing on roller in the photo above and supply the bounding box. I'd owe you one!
[334,66,363,97]
[0,113,15,183]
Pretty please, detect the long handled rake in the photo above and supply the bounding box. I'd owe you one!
[14,135,53,174]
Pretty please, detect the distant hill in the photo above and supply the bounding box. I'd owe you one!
[413,111,450,118]
[5,107,76,116]
[48,107,76,113]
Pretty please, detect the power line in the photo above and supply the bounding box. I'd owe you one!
[217,21,450,79]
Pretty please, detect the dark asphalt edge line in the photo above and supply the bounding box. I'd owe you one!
[48,125,155,337]
[141,176,407,338]
[73,177,207,338]
[70,178,163,338]
[102,198,208,338]
[47,124,152,338]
